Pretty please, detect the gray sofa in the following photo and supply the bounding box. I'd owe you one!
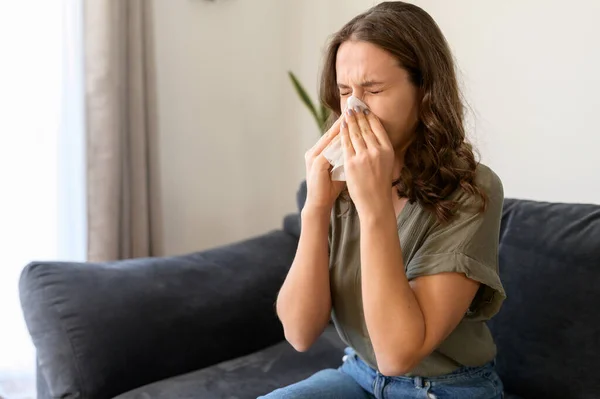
[19,181,600,399]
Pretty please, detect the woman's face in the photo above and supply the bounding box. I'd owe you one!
[336,40,419,151]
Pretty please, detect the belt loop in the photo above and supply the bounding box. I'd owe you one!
[414,376,423,388]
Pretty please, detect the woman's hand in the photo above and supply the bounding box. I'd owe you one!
[304,116,346,212]
[341,108,395,218]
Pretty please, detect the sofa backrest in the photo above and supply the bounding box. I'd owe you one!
[489,199,600,399]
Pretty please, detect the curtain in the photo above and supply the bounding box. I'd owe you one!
[84,0,163,261]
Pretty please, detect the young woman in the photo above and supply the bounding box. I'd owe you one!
[263,2,505,398]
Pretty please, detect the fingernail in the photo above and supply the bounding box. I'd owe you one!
[346,108,354,116]
[341,120,347,129]
[363,109,370,115]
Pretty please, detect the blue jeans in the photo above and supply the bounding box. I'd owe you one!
[259,347,504,399]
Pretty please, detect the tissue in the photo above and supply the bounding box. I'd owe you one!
[321,96,369,181]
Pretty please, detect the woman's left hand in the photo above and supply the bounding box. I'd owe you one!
[341,107,395,218]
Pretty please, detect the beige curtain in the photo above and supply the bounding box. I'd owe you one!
[84,0,162,261]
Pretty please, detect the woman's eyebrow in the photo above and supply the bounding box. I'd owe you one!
[337,80,386,89]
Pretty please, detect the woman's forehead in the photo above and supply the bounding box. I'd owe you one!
[336,40,400,82]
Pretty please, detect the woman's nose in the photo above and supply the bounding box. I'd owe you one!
[349,91,368,107]
[351,88,365,100]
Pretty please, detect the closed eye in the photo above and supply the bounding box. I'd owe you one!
[340,90,381,96]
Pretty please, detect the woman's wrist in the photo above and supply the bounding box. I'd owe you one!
[301,202,331,223]
[357,199,396,227]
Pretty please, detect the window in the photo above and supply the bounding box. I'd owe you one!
[0,1,85,397]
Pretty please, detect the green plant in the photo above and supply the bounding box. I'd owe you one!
[288,71,331,135]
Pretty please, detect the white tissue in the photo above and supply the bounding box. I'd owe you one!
[321,96,369,181]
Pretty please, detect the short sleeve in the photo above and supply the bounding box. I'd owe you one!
[405,166,506,320]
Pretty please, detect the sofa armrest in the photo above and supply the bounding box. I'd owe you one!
[19,230,297,399]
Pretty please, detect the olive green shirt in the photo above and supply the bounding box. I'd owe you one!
[328,164,506,377]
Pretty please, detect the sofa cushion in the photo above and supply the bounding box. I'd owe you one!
[113,327,346,399]
[21,231,298,399]
[489,199,600,399]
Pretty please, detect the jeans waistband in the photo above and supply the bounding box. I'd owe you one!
[344,347,496,385]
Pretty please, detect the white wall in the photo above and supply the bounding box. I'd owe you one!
[152,0,599,255]
[409,0,600,204]
[152,0,301,255]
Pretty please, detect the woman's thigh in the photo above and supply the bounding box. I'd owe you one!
[258,368,374,399]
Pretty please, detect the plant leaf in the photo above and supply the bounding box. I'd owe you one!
[319,103,331,133]
[288,71,321,131]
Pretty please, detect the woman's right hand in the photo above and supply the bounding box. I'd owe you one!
[304,116,346,212]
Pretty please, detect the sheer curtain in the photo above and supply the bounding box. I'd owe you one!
[0,0,85,397]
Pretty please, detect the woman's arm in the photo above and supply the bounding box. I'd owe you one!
[359,206,479,376]
[276,205,332,352]
[340,108,480,376]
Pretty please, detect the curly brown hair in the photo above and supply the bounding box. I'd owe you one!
[319,1,486,223]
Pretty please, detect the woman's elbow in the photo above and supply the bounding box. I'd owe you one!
[378,361,414,377]
[281,319,326,352]
[284,330,315,352]
[277,308,330,352]
[376,351,421,377]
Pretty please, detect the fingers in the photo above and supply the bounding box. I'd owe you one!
[312,152,333,170]
[353,108,379,148]
[365,111,392,149]
[345,108,366,152]
[340,117,355,159]
[308,115,343,157]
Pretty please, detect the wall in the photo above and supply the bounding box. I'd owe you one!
[152,0,299,255]
[152,0,599,255]
[409,0,600,204]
